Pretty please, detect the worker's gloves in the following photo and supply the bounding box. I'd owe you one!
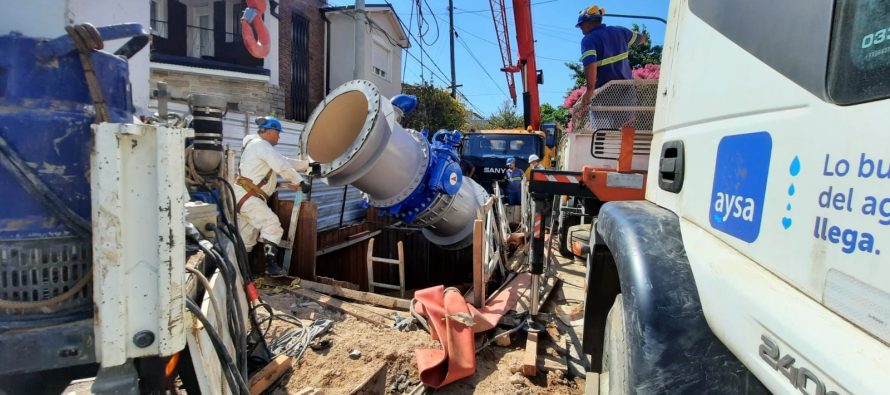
[300,181,312,194]
[308,161,321,176]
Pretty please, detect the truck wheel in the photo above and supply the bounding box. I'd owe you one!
[558,211,581,257]
[601,294,631,395]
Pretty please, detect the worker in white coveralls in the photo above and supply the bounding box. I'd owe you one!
[236,116,311,277]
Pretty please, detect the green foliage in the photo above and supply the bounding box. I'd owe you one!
[540,103,569,127]
[400,82,470,131]
[483,101,524,129]
[629,24,663,69]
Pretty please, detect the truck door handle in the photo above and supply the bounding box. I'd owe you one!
[658,141,684,193]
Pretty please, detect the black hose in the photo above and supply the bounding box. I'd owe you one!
[196,240,246,378]
[211,242,249,379]
[186,298,250,395]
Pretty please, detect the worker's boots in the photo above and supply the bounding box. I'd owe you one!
[263,243,285,277]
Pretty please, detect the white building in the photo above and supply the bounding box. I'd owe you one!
[322,4,409,98]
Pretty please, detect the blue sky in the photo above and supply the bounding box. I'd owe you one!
[327,0,669,118]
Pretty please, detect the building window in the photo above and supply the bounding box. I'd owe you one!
[150,0,168,38]
[226,0,243,43]
[372,39,391,81]
[189,6,214,58]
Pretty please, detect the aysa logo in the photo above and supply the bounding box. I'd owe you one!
[709,132,772,243]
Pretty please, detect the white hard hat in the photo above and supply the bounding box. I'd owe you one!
[528,154,541,162]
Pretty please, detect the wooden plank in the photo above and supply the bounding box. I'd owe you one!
[291,288,392,327]
[369,282,401,291]
[316,230,381,256]
[397,241,406,298]
[315,276,360,291]
[366,238,375,293]
[248,355,294,395]
[472,219,485,308]
[522,331,539,377]
[347,362,388,395]
[585,372,600,395]
[287,201,317,279]
[370,257,401,265]
[299,279,410,310]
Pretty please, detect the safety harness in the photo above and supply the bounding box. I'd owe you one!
[235,169,274,212]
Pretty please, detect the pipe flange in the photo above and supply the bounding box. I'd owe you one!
[366,129,430,208]
[413,191,456,227]
[302,80,381,175]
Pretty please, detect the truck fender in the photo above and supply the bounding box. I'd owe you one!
[586,200,766,394]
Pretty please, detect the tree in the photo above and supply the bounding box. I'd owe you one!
[540,103,569,127]
[400,82,470,132]
[628,24,663,69]
[484,101,524,129]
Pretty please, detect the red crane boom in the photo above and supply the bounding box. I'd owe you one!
[488,0,541,130]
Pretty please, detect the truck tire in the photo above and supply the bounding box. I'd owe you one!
[601,294,631,395]
[558,209,581,257]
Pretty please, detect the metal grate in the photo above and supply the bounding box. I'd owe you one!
[572,79,659,133]
[591,130,654,160]
[0,238,92,317]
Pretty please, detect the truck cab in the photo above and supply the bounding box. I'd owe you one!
[460,129,546,193]
[586,0,890,393]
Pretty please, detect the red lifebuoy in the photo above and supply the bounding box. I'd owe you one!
[241,0,270,58]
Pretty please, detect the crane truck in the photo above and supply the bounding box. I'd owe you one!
[527,0,890,393]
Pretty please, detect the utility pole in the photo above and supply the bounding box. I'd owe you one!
[449,0,457,98]
[354,0,366,80]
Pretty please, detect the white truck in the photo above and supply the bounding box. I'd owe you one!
[584,0,890,393]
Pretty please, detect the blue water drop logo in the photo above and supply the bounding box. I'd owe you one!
[790,156,801,176]
[786,203,792,211]
[788,184,795,196]
[782,217,792,229]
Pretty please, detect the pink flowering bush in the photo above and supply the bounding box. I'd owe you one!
[632,64,660,79]
[562,86,587,108]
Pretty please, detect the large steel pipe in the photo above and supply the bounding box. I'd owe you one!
[303,80,487,249]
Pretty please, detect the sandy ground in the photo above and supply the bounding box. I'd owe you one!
[260,282,586,395]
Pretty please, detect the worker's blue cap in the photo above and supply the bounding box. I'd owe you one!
[576,5,605,27]
[257,116,282,132]
[506,158,516,165]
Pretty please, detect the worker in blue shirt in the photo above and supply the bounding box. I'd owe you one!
[576,5,648,108]
[503,157,523,205]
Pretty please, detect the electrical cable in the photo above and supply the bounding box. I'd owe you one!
[209,241,250,379]
[455,35,510,98]
[185,266,227,340]
[196,239,247,379]
[186,298,250,395]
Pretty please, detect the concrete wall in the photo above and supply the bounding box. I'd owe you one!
[150,67,284,115]
[327,12,356,93]
[3,0,151,113]
[327,9,404,98]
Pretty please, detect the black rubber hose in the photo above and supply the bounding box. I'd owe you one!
[211,242,249,379]
[196,240,246,377]
[209,243,248,377]
[186,298,249,395]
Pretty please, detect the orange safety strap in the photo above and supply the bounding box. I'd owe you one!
[235,169,274,212]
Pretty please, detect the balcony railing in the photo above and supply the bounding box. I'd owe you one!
[150,18,266,74]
